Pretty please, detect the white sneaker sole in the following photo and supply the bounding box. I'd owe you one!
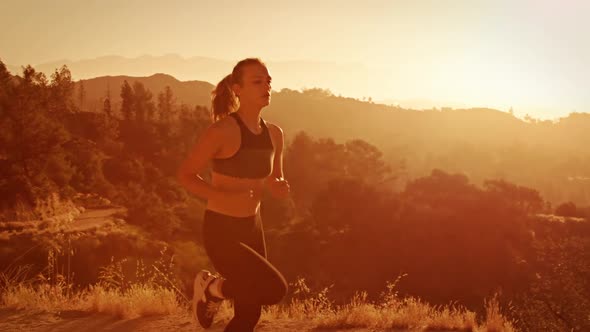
[193,270,210,321]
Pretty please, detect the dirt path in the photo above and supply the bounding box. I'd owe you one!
[70,207,126,231]
[0,308,408,332]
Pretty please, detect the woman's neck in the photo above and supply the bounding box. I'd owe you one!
[236,105,262,128]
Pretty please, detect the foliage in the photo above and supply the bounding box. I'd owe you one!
[1,61,588,329]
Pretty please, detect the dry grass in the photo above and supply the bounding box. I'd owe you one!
[310,295,479,331]
[0,280,517,331]
[0,252,183,320]
[86,284,180,319]
[256,278,516,332]
[2,282,86,311]
[1,282,179,319]
[0,268,517,331]
[482,294,517,332]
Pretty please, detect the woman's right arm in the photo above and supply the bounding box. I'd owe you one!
[177,124,227,201]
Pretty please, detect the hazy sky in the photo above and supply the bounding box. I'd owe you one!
[1,0,589,118]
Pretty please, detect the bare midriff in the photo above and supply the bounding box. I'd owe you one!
[206,171,267,217]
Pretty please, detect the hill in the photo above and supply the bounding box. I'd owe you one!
[66,71,590,206]
[8,55,374,101]
[79,73,213,111]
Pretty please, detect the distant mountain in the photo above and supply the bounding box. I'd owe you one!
[79,73,213,111]
[377,98,469,111]
[10,54,374,100]
[30,55,229,84]
[75,72,526,149]
[6,55,583,120]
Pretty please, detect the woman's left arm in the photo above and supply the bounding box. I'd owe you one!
[266,123,290,198]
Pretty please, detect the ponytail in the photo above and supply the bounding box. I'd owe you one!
[211,74,237,122]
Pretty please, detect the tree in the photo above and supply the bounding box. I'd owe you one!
[484,179,545,215]
[302,87,333,98]
[0,59,12,92]
[397,170,534,305]
[132,82,154,122]
[308,177,398,297]
[555,201,582,218]
[284,131,327,213]
[48,65,75,117]
[157,86,176,123]
[285,132,394,214]
[103,97,112,117]
[102,81,114,118]
[0,65,74,207]
[78,80,86,111]
[344,139,391,183]
[120,80,134,121]
[516,218,590,332]
[0,59,14,122]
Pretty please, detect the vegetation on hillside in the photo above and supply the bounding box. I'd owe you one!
[1,61,588,331]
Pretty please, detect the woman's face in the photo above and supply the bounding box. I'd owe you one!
[234,64,272,108]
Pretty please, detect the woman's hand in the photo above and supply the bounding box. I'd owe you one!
[267,177,290,199]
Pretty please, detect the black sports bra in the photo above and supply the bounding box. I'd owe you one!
[211,112,274,179]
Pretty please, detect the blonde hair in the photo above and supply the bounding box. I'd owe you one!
[210,58,266,122]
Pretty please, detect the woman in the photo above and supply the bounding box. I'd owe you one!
[177,58,289,331]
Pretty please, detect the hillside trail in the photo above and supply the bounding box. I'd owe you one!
[0,308,438,332]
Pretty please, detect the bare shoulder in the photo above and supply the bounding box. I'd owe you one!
[213,114,239,132]
[265,121,284,139]
[178,117,238,174]
[204,115,239,139]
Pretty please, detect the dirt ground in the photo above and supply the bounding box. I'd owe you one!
[0,308,417,332]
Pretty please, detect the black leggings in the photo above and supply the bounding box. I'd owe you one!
[203,210,288,332]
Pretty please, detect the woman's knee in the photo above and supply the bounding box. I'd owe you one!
[260,274,288,304]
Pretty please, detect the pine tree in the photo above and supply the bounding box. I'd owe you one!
[49,65,75,117]
[132,82,154,122]
[2,65,73,206]
[120,80,134,121]
[78,79,86,111]
[157,86,175,123]
[103,81,112,117]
